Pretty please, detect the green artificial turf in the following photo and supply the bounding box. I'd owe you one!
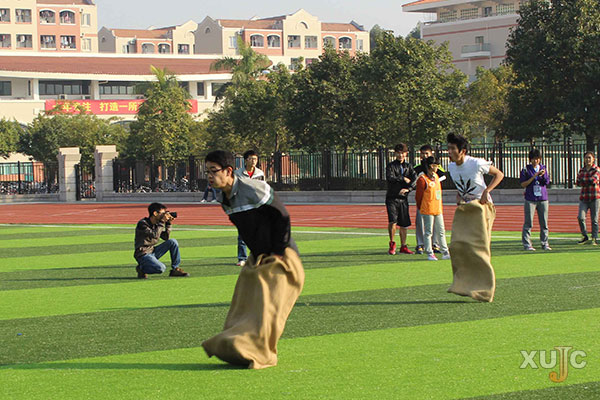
[0,224,598,399]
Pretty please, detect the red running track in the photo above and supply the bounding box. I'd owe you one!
[0,203,590,233]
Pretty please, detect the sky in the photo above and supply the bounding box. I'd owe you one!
[95,0,434,37]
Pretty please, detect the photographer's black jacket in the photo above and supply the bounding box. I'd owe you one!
[386,160,416,199]
[218,177,297,257]
[134,218,171,259]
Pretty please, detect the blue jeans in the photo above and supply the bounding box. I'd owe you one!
[137,239,181,274]
[578,199,600,239]
[203,186,217,201]
[237,235,248,261]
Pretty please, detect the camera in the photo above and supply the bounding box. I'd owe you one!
[168,211,178,218]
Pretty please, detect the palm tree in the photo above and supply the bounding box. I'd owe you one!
[211,36,271,101]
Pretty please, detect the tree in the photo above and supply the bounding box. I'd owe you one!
[369,24,386,51]
[0,119,22,158]
[406,23,421,40]
[505,0,600,148]
[19,105,127,168]
[287,48,364,150]
[126,66,196,162]
[463,66,514,140]
[210,36,271,100]
[365,32,466,147]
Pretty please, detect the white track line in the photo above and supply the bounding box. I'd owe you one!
[0,223,583,241]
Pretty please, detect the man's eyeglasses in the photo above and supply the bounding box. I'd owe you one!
[206,168,224,176]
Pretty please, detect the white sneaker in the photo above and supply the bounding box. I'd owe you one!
[427,255,438,261]
[525,246,536,251]
[211,199,218,203]
[236,260,246,267]
[200,199,206,203]
[441,253,451,260]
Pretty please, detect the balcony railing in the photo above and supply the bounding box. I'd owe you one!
[424,10,517,25]
[461,43,491,57]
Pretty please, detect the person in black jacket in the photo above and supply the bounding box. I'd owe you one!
[386,143,417,255]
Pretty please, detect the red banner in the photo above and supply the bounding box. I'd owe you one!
[45,99,198,115]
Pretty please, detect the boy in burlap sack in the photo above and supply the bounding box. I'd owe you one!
[202,150,305,369]
[446,133,504,302]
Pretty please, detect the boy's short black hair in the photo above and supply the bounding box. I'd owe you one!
[394,143,408,153]
[243,150,258,160]
[419,144,433,153]
[424,156,440,169]
[528,149,541,160]
[205,150,235,170]
[148,202,166,216]
[584,150,595,159]
[447,133,469,152]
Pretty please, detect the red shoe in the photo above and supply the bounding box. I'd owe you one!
[399,245,414,254]
[388,241,397,255]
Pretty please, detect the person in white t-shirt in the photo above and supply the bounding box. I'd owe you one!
[446,133,504,302]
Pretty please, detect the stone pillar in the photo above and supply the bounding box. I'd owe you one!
[58,147,81,202]
[94,145,119,202]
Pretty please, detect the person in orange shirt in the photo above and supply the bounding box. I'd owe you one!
[415,157,450,261]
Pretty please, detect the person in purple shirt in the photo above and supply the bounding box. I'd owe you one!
[520,149,551,251]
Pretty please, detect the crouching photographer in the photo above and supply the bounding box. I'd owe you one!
[134,202,189,279]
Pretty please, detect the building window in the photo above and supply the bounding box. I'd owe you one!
[142,43,155,53]
[158,43,171,53]
[290,58,302,71]
[0,34,10,48]
[250,34,264,47]
[305,35,318,49]
[323,36,335,48]
[16,9,32,23]
[99,82,136,96]
[439,10,457,23]
[178,44,190,54]
[81,13,91,26]
[228,36,238,49]
[0,9,10,22]
[0,81,11,96]
[287,35,300,48]
[267,35,280,48]
[82,38,92,51]
[60,35,76,49]
[339,37,352,50]
[483,6,493,17]
[204,27,211,34]
[357,39,364,51]
[39,10,55,24]
[305,58,319,66]
[497,3,515,15]
[16,34,32,48]
[59,10,76,24]
[41,35,56,49]
[39,80,90,96]
[197,82,205,96]
[211,82,225,96]
[460,8,479,20]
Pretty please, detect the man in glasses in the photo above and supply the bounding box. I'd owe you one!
[201,150,304,369]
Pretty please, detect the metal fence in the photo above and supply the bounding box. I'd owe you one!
[75,163,96,200]
[0,161,59,194]
[113,140,599,192]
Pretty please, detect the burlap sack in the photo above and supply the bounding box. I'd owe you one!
[202,247,305,369]
[448,200,496,302]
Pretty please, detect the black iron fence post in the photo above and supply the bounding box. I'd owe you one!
[150,156,157,192]
[17,161,22,194]
[75,164,81,201]
[496,141,504,172]
[378,146,385,181]
[113,158,119,192]
[323,149,331,190]
[274,151,282,184]
[188,155,196,191]
[567,136,573,189]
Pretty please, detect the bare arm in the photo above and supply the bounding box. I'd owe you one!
[480,165,504,204]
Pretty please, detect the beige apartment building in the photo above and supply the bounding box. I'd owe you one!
[194,9,370,69]
[403,0,520,80]
[0,0,98,53]
[0,53,231,124]
[98,20,197,55]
